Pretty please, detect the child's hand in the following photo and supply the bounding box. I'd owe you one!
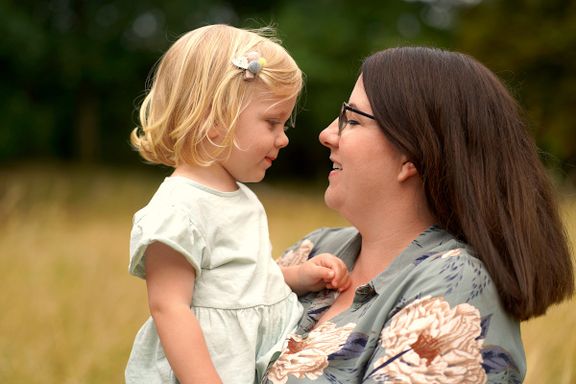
[297,253,351,293]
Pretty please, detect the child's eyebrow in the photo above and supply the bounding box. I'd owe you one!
[262,109,292,119]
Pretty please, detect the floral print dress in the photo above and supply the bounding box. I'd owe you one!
[264,226,525,384]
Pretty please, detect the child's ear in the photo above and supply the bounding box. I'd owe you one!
[398,159,418,182]
[208,125,222,140]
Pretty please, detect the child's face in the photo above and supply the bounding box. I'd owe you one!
[218,93,296,183]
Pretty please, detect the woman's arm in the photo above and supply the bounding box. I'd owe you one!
[145,241,222,384]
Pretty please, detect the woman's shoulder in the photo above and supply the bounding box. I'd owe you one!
[413,243,484,272]
[374,228,501,317]
[405,227,486,275]
[277,227,359,267]
[300,226,359,249]
[404,238,494,298]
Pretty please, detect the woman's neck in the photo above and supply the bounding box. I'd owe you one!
[346,187,436,276]
[346,219,432,285]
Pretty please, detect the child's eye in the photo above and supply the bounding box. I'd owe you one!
[267,120,288,131]
[283,123,294,132]
[267,120,280,126]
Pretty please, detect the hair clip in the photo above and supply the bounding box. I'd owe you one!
[232,51,267,80]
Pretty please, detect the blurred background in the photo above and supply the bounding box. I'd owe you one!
[2,0,576,180]
[1,0,575,383]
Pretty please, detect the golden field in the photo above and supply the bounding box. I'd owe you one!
[0,165,574,383]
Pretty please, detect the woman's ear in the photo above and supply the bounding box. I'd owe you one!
[398,159,418,182]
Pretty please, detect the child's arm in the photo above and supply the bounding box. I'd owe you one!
[281,253,351,295]
[145,242,222,384]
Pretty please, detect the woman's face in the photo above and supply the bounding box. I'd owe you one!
[319,75,407,217]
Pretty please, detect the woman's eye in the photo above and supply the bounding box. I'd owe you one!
[347,119,360,126]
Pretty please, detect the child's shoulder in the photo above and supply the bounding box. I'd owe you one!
[132,179,200,224]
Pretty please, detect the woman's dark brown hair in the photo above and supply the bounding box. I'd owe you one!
[362,47,574,321]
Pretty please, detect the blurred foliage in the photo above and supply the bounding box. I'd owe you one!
[1,0,574,182]
[454,0,576,179]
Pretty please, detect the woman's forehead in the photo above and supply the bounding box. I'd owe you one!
[348,75,373,113]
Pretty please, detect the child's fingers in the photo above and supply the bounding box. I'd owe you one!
[337,275,352,292]
[318,255,347,273]
[329,262,348,281]
[331,272,351,291]
[314,264,334,282]
[334,261,352,290]
[311,253,351,291]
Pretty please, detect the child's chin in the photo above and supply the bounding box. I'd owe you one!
[241,174,265,184]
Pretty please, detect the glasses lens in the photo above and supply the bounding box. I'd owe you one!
[338,103,347,133]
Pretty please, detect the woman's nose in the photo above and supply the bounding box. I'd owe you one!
[319,118,339,148]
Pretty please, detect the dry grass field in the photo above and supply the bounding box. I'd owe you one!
[0,164,574,383]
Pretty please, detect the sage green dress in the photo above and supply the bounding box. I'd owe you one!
[125,177,302,384]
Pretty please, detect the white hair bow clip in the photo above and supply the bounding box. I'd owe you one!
[232,51,267,80]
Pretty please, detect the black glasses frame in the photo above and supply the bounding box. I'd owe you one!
[338,102,376,134]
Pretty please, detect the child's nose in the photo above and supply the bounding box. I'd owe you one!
[276,130,289,148]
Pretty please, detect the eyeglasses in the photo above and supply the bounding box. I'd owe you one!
[338,102,376,134]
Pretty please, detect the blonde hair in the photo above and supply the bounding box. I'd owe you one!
[131,24,303,167]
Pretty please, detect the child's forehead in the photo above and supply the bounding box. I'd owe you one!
[258,97,296,115]
[251,86,282,100]
[248,88,294,109]
[251,82,297,100]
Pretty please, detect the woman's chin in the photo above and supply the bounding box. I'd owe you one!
[323,189,341,211]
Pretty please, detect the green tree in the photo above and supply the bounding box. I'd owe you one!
[9,0,571,183]
[455,0,576,178]
[1,0,449,179]
[0,0,248,163]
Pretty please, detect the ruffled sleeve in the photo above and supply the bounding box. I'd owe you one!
[128,204,207,279]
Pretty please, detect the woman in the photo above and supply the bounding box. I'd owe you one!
[264,47,574,383]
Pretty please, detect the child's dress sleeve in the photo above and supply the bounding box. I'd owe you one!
[128,204,206,279]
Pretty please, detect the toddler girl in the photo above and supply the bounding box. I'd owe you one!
[125,24,350,384]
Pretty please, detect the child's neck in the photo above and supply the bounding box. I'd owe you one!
[172,163,239,192]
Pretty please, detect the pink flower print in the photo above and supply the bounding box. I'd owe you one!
[440,249,463,259]
[371,296,486,383]
[277,239,314,267]
[267,322,356,384]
